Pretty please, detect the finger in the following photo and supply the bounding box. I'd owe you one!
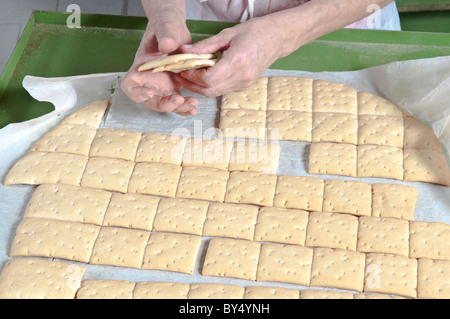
[174,73,232,97]
[181,30,232,55]
[173,96,198,115]
[155,20,190,54]
[124,86,157,103]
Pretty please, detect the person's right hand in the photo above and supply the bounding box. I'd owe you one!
[121,7,199,116]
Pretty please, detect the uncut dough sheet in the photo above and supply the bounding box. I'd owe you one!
[0,56,449,294]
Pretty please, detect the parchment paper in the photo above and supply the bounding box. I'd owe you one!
[0,56,449,293]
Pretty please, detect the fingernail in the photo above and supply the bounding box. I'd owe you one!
[183,44,193,49]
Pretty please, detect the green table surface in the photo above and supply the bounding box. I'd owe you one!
[1,10,450,128]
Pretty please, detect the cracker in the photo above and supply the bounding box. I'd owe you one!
[354,293,405,299]
[308,142,357,177]
[357,145,404,180]
[300,289,354,299]
[220,77,268,110]
[266,110,312,142]
[417,258,450,299]
[89,226,150,269]
[357,216,410,256]
[133,281,190,299]
[24,183,112,225]
[135,132,187,165]
[153,197,209,235]
[202,237,261,281]
[138,53,215,71]
[357,92,403,116]
[243,286,300,299]
[202,202,259,240]
[312,112,358,144]
[153,58,216,73]
[224,171,277,207]
[409,221,450,261]
[182,138,233,170]
[364,253,417,298]
[273,175,324,211]
[322,179,372,216]
[305,211,359,250]
[61,100,109,128]
[4,151,88,186]
[358,115,404,148]
[266,76,313,112]
[371,183,418,220]
[142,232,202,274]
[0,258,85,299]
[103,193,160,231]
[254,207,309,245]
[188,283,245,299]
[403,117,442,151]
[219,108,266,140]
[89,128,142,161]
[312,80,357,114]
[76,280,136,299]
[30,124,97,156]
[176,166,230,202]
[80,157,135,193]
[403,148,450,186]
[256,243,313,286]
[10,217,100,263]
[128,162,182,197]
[310,247,366,292]
[228,140,280,174]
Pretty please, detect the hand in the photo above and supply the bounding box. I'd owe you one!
[121,7,199,116]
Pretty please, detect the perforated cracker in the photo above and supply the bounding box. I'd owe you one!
[300,289,354,299]
[403,148,450,186]
[76,280,136,299]
[417,258,450,299]
[358,115,404,148]
[221,77,268,110]
[135,132,188,165]
[219,108,266,140]
[266,76,313,112]
[403,117,442,151]
[182,138,233,170]
[202,237,261,281]
[176,166,229,202]
[308,142,357,177]
[229,140,280,174]
[203,202,259,240]
[357,145,404,180]
[89,226,150,269]
[142,232,202,274]
[409,221,450,261]
[61,100,109,128]
[188,283,245,299]
[371,183,417,220]
[80,157,135,193]
[256,243,313,286]
[266,110,312,142]
[10,217,100,263]
[357,92,403,116]
[312,80,357,114]
[322,179,372,216]
[273,175,324,211]
[89,128,142,161]
[243,286,300,299]
[133,281,190,299]
[312,113,358,144]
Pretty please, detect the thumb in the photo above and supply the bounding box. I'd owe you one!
[155,20,190,54]
[181,31,232,55]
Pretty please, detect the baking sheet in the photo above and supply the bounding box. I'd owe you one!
[0,56,449,293]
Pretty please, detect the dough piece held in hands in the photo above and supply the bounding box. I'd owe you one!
[138,53,216,72]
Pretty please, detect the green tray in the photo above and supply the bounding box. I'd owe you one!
[1,10,450,128]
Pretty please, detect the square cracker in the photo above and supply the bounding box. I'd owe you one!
[224,171,278,207]
[4,151,88,186]
[243,286,300,299]
[219,108,266,140]
[61,100,109,128]
[357,216,410,256]
[357,145,404,180]
[30,124,97,156]
[89,128,142,161]
[358,115,404,148]
[310,248,366,292]
[371,183,417,220]
[220,77,268,110]
[203,202,259,240]
[176,166,230,202]
[254,207,309,246]
[89,226,150,269]
[142,232,202,274]
[322,179,372,216]
[364,253,417,298]
[266,76,313,112]
[80,157,135,193]
[256,243,313,286]
[229,140,281,174]
[403,149,450,186]
[300,289,354,299]
[0,258,85,299]
[24,183,112,225]
[188,283,245,299]
[202,237,261,281]
[266,110,312,142]
[103,193,160,231]
[133,282,190,299]
[76,280,136,299]
[417,259,450,299]
[409,221,450,261]
[273,175,324,211]
[312,112,358,144]
[403,117,442,151]
[153,197,209,235]
[357,92,403,116]
[182,138,233,170]
[306,212,359,251]
[312,80,357,114]
[10,217,100,263]
[128,162,182,197]
[135,132,188,165]
[308,142,357,177]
